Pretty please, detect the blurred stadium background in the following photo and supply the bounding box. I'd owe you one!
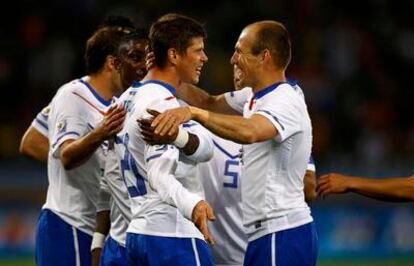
[0,0,413,265]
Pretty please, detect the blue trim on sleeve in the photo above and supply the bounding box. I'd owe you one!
[183,122,198,128]
[35,118,48,130]
[213,140,240,159]
[145,153,162,162]
[140,80,176,95]
[257,109,285,131]
[308,155,314,164]
[79,79,112,106]
[52,131,81,149]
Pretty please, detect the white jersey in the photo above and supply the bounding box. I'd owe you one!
[31,105,51,137]
[97,149,131,246]
[198,135,246,266]
[115,80,212,240]
[199,135,316,266]
[45,77,111,235]
[225,81,313,241]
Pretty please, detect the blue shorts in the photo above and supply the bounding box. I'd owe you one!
[35,209,92,266]
[126,233,214,266]
[100,236,128,266]
[244,222,318,266]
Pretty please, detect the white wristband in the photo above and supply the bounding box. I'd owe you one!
[173,127,189,148]
[91,232,106,251]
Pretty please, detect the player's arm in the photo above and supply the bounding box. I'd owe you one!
[317,173,414,202]
[20,126,49,163]
[177,83,239,115]
[20,105,51,163]
[91,176,112,266]
[139,111,213,162]
[145,144,216,244]
[59,105,125,170]
[304,156,317,203]
[151,106,277,144]
[304,170,317,203]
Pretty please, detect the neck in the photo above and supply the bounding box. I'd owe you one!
[252,70,286,94]
[143,66,180,92]
[86,73,114,101]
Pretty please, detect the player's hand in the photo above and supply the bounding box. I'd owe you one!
[145,48,155,70]
[91,248,102,266]
[138,111,178,145]
[317,173,351,198]
[192,200,216,245]
[96,104,126,139]
[149,107,192,137]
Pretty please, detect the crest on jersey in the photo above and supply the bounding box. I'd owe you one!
[56,120,67,133]
[41,106,51,117]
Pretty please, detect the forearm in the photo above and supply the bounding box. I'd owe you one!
[190,107,256,144]
[304,170,317,203]
[60,129,105,169]
[95,210,110,235]
[178,84,237,114]
[180,133,199,156]
[19,127,49,163]
[349,176,414,202]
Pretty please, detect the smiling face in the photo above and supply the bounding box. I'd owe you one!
[176,37,208,84]
[230,26,263,90]
[118,39,148,89]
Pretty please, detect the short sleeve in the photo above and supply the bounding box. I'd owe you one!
[50,91,89,157]
[255,86,305,143]
[224,87,252,114]
[31,105,51,137]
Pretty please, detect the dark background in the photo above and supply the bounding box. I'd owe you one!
[0,0,413,264]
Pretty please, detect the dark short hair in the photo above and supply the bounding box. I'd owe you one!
[99,15,135,32]
[149,13,206,67]
[84,28,127,74]
[117,28,149,61]
[251,22,291,70]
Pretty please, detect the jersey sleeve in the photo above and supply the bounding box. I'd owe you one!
[31,105,51,137]
[307,154,316,172]
[180,121,214,163]
[224,87,252,114]
[50,90,89,157]
[255,86,305,143]
[145,143,202,220]
[143,94,202,220]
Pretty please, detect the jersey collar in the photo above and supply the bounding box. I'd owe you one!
[254,79,297,100]
[79,79,112,106]
[139,80,177,95]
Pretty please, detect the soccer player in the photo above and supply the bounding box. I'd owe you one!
[113,14,215,266]
[151,21,318,266]
[34,27,127,266]
[19,15,136,163]
[317,173,414,201]
[91,29,150,266]
[142,65,317,266]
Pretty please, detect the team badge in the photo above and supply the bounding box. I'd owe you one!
[56,120,67,133]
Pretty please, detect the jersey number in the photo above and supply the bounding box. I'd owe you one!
[223,159,239,188]
[118,133,147,197]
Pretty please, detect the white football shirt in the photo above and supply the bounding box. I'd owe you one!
[225,81,313,241]
[45,77,111,235]
[114,80,211,240]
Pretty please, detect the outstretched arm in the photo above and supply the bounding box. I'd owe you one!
[150,106,277,144]
[317,173,414,202]
[177,83,239,114]
[20,126,49,163]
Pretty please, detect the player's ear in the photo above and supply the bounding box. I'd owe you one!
[262,49,271,63]
[167,48,178,66]
[106,55,117,70]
